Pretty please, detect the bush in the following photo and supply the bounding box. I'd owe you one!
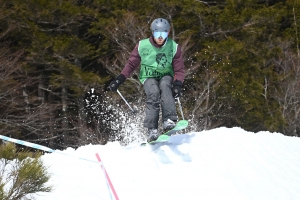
[0,142,52,200]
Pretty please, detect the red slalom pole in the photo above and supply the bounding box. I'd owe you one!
[95,153,119,200]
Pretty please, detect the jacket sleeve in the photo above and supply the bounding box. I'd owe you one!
[172,45,185,83]
[121,44,141,78]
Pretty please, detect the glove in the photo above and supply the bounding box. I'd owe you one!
[109,74,126,91]
[172,80,183,98]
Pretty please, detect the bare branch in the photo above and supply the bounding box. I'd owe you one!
[292,1,300,65]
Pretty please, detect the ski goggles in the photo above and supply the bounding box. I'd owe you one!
[153,31,169,39]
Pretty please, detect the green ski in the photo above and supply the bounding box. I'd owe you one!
[141,120,189,145]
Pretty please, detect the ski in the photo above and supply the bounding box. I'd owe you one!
[141,120,188,145]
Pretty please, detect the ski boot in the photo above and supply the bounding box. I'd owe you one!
[163,119,176,131]
[147,128,159,143]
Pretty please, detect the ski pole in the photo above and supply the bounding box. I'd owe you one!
[117,89,136,114]
[176,97,184,120]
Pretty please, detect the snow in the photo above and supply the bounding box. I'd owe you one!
[36,127,300,200]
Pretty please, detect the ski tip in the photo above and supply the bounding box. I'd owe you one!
[178,120,189,126]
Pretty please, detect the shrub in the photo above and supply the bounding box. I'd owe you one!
[0,142,52,200]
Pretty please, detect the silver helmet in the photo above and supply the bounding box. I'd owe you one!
[150,18,170,32]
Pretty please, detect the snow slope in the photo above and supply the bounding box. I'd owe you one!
[37,127,300,200]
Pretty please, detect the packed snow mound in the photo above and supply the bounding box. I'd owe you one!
[37,127,300,200]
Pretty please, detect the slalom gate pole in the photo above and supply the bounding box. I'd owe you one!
[117,89,136,114]
[95,153,119,200]
[0,134,99,163]
[0,135,55,153]
[176,97,185,120]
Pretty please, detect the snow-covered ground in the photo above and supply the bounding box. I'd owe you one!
[36,127,300,200]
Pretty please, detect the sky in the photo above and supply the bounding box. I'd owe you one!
[31,126,300,200]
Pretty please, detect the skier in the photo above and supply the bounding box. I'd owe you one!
[109,18,185,142]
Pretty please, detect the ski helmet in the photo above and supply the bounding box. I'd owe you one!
[150,18,170,32]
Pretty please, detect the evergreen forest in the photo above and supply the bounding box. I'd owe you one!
[0,0,300,149]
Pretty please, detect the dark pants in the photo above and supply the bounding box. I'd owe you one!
[143,76,178,129]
